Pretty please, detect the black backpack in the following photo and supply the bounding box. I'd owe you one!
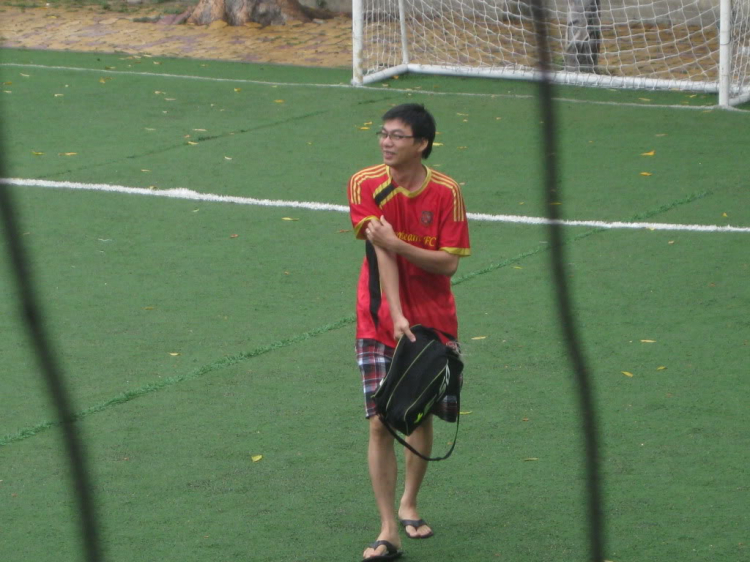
[372,325,463,461]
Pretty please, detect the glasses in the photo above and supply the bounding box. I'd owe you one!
[376,130,415,142]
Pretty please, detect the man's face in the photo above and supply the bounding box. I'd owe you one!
[379,119,428,168]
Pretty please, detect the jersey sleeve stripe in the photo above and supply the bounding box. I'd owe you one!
[440,246,471,257]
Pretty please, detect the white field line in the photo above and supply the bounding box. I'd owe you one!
[0,62,739,112]
[3,177,749,233]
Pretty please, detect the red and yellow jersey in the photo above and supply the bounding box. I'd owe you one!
[348,164,471,347]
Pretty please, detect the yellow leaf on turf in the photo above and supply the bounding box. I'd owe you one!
[187,141,198,145]
[32,151,44,155]
[640,339,656,343]
[640,172,653,176]
[641,150,655,156]
[459,411,472,415]
[54,93,64,97]
[513,266,523,269]
[523,458,539,462]
[274,99,285,103]
[471,336,487,340]
[282,217,299,221]
[193,128,207,132]
[360,127,370,130]
[433,142,444,146]
[657,366,667,371]
[722,212,728,217]
[169,352,180,356]
[251,455,263,462]
[639,98,651,102]
[224,156,232,160]
[622,371,634,377]
[59,152,77,156]
[234,88,241,92]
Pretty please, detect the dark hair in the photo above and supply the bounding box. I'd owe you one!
[382,103,436,159]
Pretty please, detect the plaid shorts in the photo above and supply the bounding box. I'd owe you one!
[357,338,462,421]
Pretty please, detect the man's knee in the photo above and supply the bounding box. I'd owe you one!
[368,415,394,441]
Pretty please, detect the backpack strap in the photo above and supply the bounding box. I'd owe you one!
[378,394,461,462]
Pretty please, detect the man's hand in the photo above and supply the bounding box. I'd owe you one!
[366,216,399,251]
[393,314,416,343]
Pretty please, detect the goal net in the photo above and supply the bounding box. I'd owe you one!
[352,0,750,106]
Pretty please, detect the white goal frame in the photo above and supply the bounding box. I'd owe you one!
[352,0,750,107]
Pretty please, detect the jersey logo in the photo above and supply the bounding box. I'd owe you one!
[420,211,434,226]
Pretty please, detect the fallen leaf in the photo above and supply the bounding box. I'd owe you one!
[433,142,444,146]
[165,98,176,101]
[143,306,155,310]
[274,99,285,103]
[363,121,373,125]
[640,339,656,343]
[471,336,487,340]
[282,217,299,221]
[522,417,530,422]
[58,152,77,156]
[234,88,242,92]
[655,133,667,137]
[224,156,232,160]
[31,151,44,156]
[523,458,539,462]
[141,169,150,172]
[457,146,468,149]
[641,150,655,156]
[187,141,198,145]
[105,66,116,70]
[230,234,239,238]
[640,172,653,176]
[622,371,634,377]
[20,73,30,77]
[169,352,180,356]
[360,127,370,130]
[193,128,207,132]
[657,366,667,371]
[459,411,472,415]
[2,82,11,86]
[251,455,263,462]
[54,93,64,97]
[145,127,156,131]
[722,212,728,217]
[513,266,523,269]
[639,97,651,102]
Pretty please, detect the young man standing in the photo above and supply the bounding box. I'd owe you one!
[347,104,471,561]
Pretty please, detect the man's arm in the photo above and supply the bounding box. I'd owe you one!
[372,244,416,342]
[365,216,460,277]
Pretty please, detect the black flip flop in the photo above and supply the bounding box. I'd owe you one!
[400,518,434,539]
[362,539,403,561]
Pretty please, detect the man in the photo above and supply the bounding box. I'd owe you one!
[347,103,471,561]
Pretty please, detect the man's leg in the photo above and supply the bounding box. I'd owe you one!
[363,416,402,559]
[398,415,434,538]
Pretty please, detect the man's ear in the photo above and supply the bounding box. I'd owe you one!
[417,137,429,156]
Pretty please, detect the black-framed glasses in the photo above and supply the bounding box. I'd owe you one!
[376,130,415,141]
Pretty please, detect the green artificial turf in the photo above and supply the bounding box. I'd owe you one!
[1,49,748,562]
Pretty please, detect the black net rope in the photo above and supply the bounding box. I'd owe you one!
[530,2,607,560]
[0,133,103,558]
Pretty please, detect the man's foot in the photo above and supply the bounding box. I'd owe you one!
[399,517,434,539]
[362,539,403,561]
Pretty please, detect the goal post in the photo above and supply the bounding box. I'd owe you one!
[351,0,750,107]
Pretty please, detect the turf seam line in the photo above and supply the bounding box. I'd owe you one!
[2,62,746,112]
[0,190,713,447]
[0,315,355,447]
[3,178,747,233]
